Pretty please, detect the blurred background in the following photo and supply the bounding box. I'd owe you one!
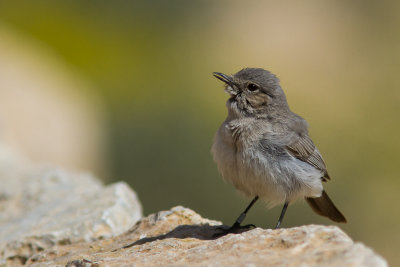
[0,0,399,264]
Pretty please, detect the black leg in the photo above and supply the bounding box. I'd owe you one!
[231,196,259,227]
[214,196,259,237]
[275,202,289,229]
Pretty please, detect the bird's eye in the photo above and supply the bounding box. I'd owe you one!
[247,83,259,92]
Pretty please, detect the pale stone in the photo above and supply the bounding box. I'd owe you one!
[0,147,386,267]
[24,206,387,267]
[0,148,142,266]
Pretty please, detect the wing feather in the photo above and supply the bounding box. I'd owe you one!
[286,134,330,181]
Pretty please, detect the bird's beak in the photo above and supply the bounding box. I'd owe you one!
[213,72,236,87]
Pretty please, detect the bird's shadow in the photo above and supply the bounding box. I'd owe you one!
[120,224,252,249]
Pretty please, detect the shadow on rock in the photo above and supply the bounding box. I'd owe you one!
[121,223,252,249]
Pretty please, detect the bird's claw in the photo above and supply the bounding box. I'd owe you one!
[213,223,256,238]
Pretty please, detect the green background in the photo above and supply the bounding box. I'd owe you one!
[1,1,399,265]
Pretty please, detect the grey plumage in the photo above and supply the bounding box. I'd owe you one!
[212,68,346,226]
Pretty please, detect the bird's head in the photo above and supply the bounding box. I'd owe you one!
[213,68,289,118]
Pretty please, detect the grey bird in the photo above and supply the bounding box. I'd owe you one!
[212,68,346,235]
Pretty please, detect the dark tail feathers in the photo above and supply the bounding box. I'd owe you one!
[306,190,347,223]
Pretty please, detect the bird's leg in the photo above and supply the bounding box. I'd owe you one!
[231,196,259,228]
[214,196,259,237]
[275,202,289,229]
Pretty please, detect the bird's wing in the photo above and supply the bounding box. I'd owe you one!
[286,134,330,181]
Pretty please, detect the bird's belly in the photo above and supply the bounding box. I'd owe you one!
[238,149,323,206]
[212,131,323,206]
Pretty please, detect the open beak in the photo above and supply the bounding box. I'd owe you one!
[212,72,236,87]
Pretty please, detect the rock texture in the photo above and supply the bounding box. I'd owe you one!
[0,147,387,267]
[22,206,386,267]
[0,147,142,266]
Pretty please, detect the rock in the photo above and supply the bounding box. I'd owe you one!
[23,206,387,267]
[0,147,387,266]
[0,147,142,266]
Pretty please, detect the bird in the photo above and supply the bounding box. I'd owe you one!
[211,68,346,235]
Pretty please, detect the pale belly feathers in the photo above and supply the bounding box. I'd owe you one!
[212,121,323,207]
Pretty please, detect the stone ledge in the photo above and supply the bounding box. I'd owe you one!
[0,147,387,267]
[0,149,142,266]
[26,206,387,267]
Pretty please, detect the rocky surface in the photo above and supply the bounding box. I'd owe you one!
[21,206,386,267]
[0,147,387,267]
[0,147,142,266]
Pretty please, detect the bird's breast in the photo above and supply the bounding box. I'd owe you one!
[212,120,270,198]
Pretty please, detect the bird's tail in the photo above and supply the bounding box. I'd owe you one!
[306,190,347,223]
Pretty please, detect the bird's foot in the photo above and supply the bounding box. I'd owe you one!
[213,222,256,238]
